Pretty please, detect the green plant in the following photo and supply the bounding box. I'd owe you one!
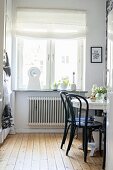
[62,79,69,86]
[53,82,58,87]
[95,86,107,94]
[60,77,69,86]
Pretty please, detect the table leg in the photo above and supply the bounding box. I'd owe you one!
[89,116,104,156]
[88,131,100,157]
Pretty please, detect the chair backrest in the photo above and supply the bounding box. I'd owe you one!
[60,91,69,121]
[66,93,89,127]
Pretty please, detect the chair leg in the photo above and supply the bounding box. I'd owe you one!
[102,133,106,169]
[102,122,106,169]
[88,128,92,143]
[75,127,79,139]
[66,124,76,156]
[61,122,70,149]
[84,128,88,162]
[102,147,106,169]
[99,130,102,156]
[82,128,85,151]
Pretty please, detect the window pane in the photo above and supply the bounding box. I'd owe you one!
[17,37,47,89]
[54,39,78,84]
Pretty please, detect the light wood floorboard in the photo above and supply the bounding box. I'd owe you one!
[0,133,103,170]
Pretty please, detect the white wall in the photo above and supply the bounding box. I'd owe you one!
[6,0,12,62]
[0,0,5,130]
[0,0,5,89]
[13,0,106,91]
[5,0,12,100]
[14,91,64,133]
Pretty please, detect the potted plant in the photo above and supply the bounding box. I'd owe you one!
[58,77,69,90]
[91,85,107,101]
[91,86,106,125]
[95,87,107,100]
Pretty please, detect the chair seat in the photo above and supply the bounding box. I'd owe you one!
[75,117,94,122]
[68,117,94,122]
[76,120,102,128]
[68,117,102,127]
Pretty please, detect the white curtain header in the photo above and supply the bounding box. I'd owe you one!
[15,8,87,38]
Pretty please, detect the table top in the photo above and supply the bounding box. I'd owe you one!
[72,98,107,110]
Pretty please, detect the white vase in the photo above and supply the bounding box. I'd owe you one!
[60,83,67,90]
[95,93,102,100]
[71,83,76,91]
[95,93,106,101]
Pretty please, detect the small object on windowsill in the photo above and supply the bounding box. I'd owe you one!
[71,83,76,91]
[73,72,75,83]
[70,72,76,91]
[53,89,58,91]
[52,82,58,90]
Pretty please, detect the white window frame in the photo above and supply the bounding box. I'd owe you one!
[15,37,85,90]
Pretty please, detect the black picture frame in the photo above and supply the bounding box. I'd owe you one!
[91,47,102,63]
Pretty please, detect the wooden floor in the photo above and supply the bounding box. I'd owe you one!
[0,133,103,170]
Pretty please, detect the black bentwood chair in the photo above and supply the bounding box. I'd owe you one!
[65,94,102,162]
[60,91,92,151]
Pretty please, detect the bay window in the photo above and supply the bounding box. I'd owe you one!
[14,9,86,90]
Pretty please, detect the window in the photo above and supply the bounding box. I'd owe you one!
[14,9,86,90]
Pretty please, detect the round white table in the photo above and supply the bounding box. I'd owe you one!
[72,98,107,111]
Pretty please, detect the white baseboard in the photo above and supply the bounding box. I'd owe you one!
[15,126,83,134]
[9,125,16,134]
[15,128,64,133]
[0,127,10,144]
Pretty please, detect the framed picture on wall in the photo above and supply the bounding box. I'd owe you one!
[91,47,102,63]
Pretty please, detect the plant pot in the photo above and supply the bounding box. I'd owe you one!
[95,93,102,100]
[95,93,106,101]
[60,83,67,90]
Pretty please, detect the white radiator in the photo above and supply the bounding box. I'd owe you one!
[28,97,65,127]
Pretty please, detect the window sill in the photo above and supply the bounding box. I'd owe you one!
[12,89,88,93]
